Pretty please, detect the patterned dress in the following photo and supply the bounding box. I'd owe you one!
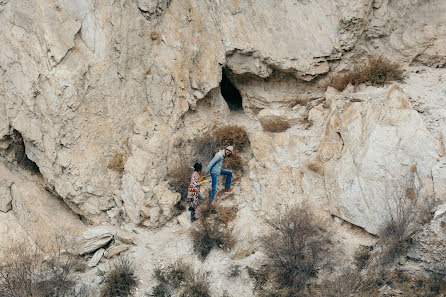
[187,171,201,208]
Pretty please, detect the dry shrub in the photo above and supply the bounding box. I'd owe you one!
[227,265,241,279]
[108,151,126,172]
[0,239,78,297]
[167,159,192,201]
[300,118,313,129]
[214,125,249,151]
[328,55,404,91]
[262,120,291,133]
[306,161,324,176]
[259,205,332,295]
[354,245,372,270]
[224,153,243,172]
[418,195,437,226]
[215,205,238,226]
[192,218,235,260]
[377,171,419,268]
[152,261,210,297]
[309,270,363,297]
[193,134,222,165]
[100,257,137,297]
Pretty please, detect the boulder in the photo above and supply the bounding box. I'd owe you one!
[74,225,114,255]
[116,230,136,245]
[105,245,129,259]
[88,248,105,267]
[321,85,439,235]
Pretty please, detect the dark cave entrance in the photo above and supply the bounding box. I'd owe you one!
[8,129,41,174]
[220,70,243,111]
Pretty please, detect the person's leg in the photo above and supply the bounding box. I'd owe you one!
[209,173,218,204]
[190,206,195,220]
[220,169,233,190]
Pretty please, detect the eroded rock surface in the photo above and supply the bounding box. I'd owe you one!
[321,85,439,234]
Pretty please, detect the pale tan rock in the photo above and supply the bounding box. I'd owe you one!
[74,225,114,255]
[88,248,105,267]
[0,179,12,212]
[0,212,35,259]
[105,245,129,259]
[433,164,446,202]
[322,85,438,234]
[116,230,136,245]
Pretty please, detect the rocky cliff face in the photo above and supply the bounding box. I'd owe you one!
[0,0,445,295]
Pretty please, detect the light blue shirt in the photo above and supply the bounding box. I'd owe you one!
[205,150,225,175]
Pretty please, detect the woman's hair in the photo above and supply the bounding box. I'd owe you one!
[193,162,202,172]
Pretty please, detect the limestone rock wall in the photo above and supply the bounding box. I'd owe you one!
[0,0,445,236]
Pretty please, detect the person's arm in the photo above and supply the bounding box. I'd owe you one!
[205,153,222,174]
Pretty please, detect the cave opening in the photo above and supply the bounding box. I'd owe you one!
[8,129,41,174]
[220,69,243,111]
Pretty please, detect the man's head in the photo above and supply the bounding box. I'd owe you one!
[225,146,233,157]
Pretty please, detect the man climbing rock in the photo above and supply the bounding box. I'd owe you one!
[205,146,233,204]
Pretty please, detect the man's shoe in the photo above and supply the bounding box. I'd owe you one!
[191,217,197,222]
[224,188,232,192]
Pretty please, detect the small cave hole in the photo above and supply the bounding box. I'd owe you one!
[7,130,41,174]
[220,70,243,111]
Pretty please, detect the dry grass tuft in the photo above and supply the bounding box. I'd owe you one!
[224,153,244,172]
[300,118,313,129]
[354,246,372,270]
[215,205,238,226]
[108,151,127,172]
[306,161,324,176]
[167,157,191,201]
[214,125,249,151]
[328,55,404,91]
[100,257,137,297]
[153,261,211,297]
[262,120,291,133]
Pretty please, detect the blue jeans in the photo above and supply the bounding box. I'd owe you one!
[190,193,204,219]
[209,169,232,204]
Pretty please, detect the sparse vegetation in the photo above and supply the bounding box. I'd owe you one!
[328,55,404,91]
[192,216,235,260]
[306,161,324,176]
[376,169,419,269]
[224,152,243,172]
[354,245,372,270]
[261,120,291,133]
[152,261,210,297]
[254,205,332,296]
[167,157,191,201]
[214,125,249,151]
[108,151,127,172]
[0,238,78,297]
[100,257,137,297]
[227,264,241,279]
